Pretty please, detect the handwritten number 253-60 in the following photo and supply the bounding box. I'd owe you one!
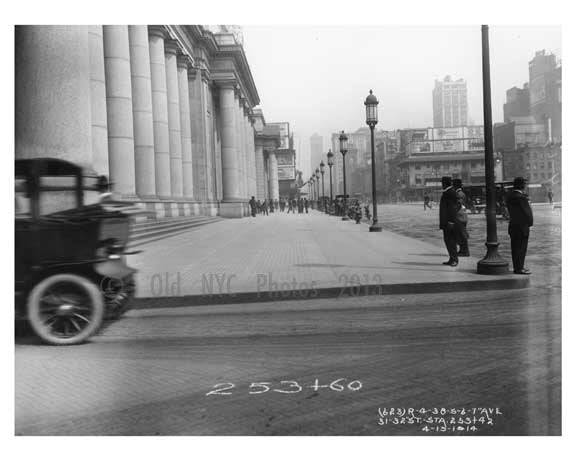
[206,379,362,396]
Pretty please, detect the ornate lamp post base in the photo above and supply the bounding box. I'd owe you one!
[369,222,382,232]
[477,242,509,275]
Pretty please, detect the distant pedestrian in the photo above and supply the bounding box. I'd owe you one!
[268,198,274,213]
[424,193,432,210]
[439,176,460,266]
[453,179,470,257]
[548,189,554,207]
[261,199,269,216]
[505,177,533,275]
[304,198,309,213]
[249,196,257,217]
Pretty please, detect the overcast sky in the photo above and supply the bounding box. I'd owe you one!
[242,25,561,175]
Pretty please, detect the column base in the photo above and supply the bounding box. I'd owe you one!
[220,200,246,219]
[477,241,510,275]
[369,223,382,232]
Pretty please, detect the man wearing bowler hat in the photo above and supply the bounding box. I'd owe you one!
[439,176,460,266]
[505,177,533,274]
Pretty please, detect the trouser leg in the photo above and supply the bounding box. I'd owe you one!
[443,228,458,262]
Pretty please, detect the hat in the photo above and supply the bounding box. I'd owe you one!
[513,177,526,189]
[453,178,463,188]
[441,176,452,188]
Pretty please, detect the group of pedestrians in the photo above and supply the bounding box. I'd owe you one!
[249,197,310,217]
[439,175,533,274]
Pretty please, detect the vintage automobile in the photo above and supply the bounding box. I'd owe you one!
[15,158,141,345]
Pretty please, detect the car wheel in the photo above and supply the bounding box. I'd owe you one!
[27,274,105,345]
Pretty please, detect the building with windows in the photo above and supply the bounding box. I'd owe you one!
[309,133,324,177]
[503,84,531,122]
[15,25,286,219]
[432,75,468,128]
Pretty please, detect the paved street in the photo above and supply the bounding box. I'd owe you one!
[15,204,561,435]
[15,286,560,435]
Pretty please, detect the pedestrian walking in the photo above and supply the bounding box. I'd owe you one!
[249,196,257,217]
[548,189,554,208]
[423,193,432,210]
[268,198,274,213]
[304,198,309,213]
[453,179,470,257]
[261,198,269,216]
[505,177,533,275]
[439,176,460,266]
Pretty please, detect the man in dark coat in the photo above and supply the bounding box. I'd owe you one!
[249,196,257,217]
[505,177,533,274]
[453,178,470,257]
[439,176,460,266]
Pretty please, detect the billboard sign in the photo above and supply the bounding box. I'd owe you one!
[278,165,295,180]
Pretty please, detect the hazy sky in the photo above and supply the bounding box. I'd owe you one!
[242,25,561,175]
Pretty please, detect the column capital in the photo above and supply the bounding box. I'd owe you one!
[148,25,168,40]
[164,39,180,56]
[177,53,194,70]
[200,68,211,83]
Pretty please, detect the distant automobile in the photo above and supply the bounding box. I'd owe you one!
[15,158,142,345]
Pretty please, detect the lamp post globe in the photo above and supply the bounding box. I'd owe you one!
[365,90,382,232]
[339,130,349,220]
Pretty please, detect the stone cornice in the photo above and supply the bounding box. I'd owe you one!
[177,54,194,69]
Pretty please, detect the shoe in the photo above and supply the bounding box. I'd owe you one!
[514,269,531,275]
[457,252,470,257]
[448,260,458,267]
[442,260,453,265]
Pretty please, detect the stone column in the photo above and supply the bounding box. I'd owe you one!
[269,150,279,201]
[254,140,266,200]
[188,67,204,202]
[203,79,215,201]
[164,40,183,199]
[88,26,109,176]
[148,26,171,199]
[103,25,136,197]
[128,25,156,199]
[219,84,243,218]
[16,26,92,168]
[177,55,194,199]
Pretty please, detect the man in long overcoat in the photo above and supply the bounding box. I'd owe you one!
[439,176,461,266]
[505,177,533,274]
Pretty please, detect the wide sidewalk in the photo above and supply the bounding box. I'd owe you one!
[129,210,528,306]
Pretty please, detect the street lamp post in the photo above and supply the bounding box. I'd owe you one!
[339,131,349,220]
[477,25,509,275]
[365,89,382,232]
[327,149,334,214]
[320,160,326,213]
[315,168,320,209]
[310,176,315,204]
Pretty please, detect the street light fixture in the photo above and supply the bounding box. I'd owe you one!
[339,130,349,220]
[365,89,382,232]
[315,168,320,207]
[320,160,326,213]
[327,149,334,214]
[310,176,315,202]
[477,25,508,274]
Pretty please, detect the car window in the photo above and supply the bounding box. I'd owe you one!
[15,177,31,217]
[38,175,79,215]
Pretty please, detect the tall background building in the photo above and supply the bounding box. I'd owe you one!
[432,76,468,128]
[309,133,324,175]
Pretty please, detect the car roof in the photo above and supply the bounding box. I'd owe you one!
[15,157,82,176]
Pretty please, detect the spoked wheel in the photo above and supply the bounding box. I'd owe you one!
[27,274,105,345]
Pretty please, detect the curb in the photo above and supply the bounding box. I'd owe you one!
[133,276,530,309]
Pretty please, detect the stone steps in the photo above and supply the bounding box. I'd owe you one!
[128,216,221,248]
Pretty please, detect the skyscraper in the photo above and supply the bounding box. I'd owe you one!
[310,133,324,174]
[432,75,468,128]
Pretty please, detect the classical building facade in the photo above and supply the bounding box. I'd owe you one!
[15,25,282,219]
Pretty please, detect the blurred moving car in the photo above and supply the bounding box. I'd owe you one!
[15,158,142,345]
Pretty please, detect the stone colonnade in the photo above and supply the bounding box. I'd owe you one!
[15,25,279,218]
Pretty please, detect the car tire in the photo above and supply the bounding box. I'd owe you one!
[27,273,105,345]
